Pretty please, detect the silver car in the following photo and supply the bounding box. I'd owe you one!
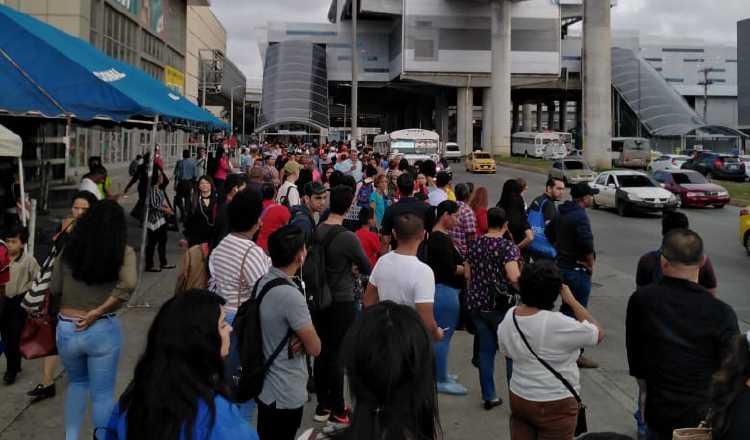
[548,159,597,185]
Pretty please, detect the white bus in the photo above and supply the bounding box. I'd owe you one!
[511,132,572,159]
[373,129,441,165]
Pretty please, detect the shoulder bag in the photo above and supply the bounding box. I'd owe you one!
[512,310,587,436]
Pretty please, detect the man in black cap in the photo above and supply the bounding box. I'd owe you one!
[547,182,600,368]
[290,181,328,244]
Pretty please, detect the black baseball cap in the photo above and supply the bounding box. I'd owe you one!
[303,181,327,197]
[570,182,599,199]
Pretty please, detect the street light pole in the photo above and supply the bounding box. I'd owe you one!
[242,89,246,145]
[698,67,718,123]
[350,0,359,145]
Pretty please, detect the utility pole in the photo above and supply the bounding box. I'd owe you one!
[241,89,246,145]
[698,67,719,123]
[350,0,359,145]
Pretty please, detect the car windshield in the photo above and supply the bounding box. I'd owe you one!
[563,160,587,170]
[475,153,491,159]
[618,175,655,188]
[672,172,707,185]
[623,139,651,150]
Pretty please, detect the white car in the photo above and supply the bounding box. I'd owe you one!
[444,142,462,162]
[648,154,690,172]
[740,155,750,181]
[590,170,680,217]
[542,143,568,160]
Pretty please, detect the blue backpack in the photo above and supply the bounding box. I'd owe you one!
[528,198,557,258]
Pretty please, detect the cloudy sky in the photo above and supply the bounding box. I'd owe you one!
[210,0,747,86]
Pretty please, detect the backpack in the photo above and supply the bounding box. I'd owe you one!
[527,198,557,259]
[301,225,346,311]
[356,181,374,208]
[231,277,295,402]
[174,243,210,295]
[278,185,297,208]
[128,160,138,177]
[417,238,429,264]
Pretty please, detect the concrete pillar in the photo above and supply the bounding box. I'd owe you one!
[490,0,512,156]
[436,92,450,142]
[536,102,544,131]
[559,98,568,132]
[575,99,583,138]
[583,0,612,169]
[482,88,492,150]
[547,101,556,130]
[522,104,532,132]
[457,87,474,156]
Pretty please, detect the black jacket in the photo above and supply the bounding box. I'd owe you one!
[547,200,594,267]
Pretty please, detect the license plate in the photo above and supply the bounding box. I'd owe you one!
[728,165,738,170]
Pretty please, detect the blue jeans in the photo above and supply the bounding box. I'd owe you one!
[224,310,256,423]
[559,267,592,318]
[56,316,122,440]
[433,284,460,383]
[469,313,498,401]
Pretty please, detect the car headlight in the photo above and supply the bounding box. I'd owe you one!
[686,192,702,197]
[627,192,641,201]
[718,191,729,197]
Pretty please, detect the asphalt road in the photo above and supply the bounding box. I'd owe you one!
[2,164,748,439]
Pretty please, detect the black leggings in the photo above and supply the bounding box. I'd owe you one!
[312,301,356,415]
[0,296,26,373]
[145,225,168,269]
[256,400,303,440]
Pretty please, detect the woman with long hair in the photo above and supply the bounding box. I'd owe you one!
[498,179,534,250]
[181,175,220,248]
[709,334,750,439]
[109,290,259,440]
[25,190,98,403]
[145,167,175,272]
[51,200,137,439]
[212,147,234,199]
[469,186,489,236]
[299,301,442,440]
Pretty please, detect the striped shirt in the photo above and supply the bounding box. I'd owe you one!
[209,234,271,313]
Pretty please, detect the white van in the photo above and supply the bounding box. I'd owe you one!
[512,132,571,159]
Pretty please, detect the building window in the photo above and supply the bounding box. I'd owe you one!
[726,59,738,63]
[684,58,705,62]
[364,68,388,73]
[644,57,663,62]
[655,67,663,72]
[99,4,137,64]
[662,48,704,53]
[665,78,684,83]
[708,78,726,83]
[286,30,337,37]
[141,59,164,81]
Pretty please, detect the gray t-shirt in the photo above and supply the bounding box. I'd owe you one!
[257,267,313,409]
[317,223,372,302]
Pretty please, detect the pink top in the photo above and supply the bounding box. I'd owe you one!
[312,168,321,182]
[214,157,230,181]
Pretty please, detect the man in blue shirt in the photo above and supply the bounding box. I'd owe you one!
[174,149,199,219]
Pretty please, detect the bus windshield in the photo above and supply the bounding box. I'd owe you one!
[392,139,438,153]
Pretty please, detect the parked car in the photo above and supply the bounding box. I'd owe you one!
[465,151,496,174]
[681,152,746,181]
[609,137,652,169]
[648,154,690,172]
[444,142,462,162]
[739,155,750,181]
[740,207,750,256]
[590,170,679,216]
[548,159,597,185]
[652,169,730,208]
[542,143,568,160]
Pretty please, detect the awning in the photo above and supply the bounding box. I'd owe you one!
[0,122,21,157]
[0,5,227,130]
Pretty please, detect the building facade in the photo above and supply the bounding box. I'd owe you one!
[739,18,750,131]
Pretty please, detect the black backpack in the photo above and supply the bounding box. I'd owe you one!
[301,225,346,311]
[278,185,297,208]
[231,277,294,402]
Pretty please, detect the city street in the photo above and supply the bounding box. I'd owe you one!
[1,164,749,439]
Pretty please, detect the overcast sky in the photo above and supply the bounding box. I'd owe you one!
[210,0,748,86]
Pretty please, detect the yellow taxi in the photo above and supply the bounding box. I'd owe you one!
[465,151,496,174]
[740,207,750,256]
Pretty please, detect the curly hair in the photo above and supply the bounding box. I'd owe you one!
[62,199,127,284]
[709,334,750,438]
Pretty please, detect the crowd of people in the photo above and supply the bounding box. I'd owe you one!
[0,140,747,440]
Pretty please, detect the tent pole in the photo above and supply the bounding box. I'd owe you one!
[130,114,159,308]
[18,158,26,227]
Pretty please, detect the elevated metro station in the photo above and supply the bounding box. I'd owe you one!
[255,0,745,164]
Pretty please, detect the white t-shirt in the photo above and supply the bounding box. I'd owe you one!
[208,235,271,313]
[497,307,599,402]
[276,181,300,206]
[428,187,448,207]
[369,251,435,306]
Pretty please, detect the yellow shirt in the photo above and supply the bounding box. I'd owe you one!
[447,188,456,202]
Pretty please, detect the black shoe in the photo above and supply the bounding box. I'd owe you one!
[483,399,503,411]
[145,267,162,273]
[27,383,56,403]
[160,264,176,270]
[3,371,18,385]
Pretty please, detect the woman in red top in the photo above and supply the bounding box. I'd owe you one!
[256,183,291,252]
[469,186,489,236]
[355,207,381,268]
[212,147,234,200]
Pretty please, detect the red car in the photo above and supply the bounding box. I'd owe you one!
[653,169,730,208]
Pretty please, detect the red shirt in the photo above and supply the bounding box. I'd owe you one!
[355,228,381,268]
[0,243,10,285]
[256,201,291,252]
[474,207,488,236]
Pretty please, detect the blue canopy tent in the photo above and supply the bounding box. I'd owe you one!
[0,4,227,129]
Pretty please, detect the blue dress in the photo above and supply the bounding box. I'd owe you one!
[107,395,259,440]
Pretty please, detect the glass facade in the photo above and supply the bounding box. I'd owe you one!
[258,41,330,131]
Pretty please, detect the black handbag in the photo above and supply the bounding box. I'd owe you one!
[512,310,588,436]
